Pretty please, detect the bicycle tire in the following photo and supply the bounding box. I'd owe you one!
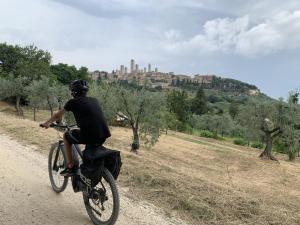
[83,168,120,225]
[48,142,68,193]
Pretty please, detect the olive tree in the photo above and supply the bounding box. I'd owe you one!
[54,83,70,110]
[26,76,60,120]
[26,79,47,120]
[278,93,300,161]
[116,87,166,153]
[0,44,52,116]
[238,98,300,161]
[194,113,234,137]
[0,75,28,115]
[89,81,119,123]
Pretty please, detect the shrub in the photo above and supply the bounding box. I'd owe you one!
[199,130,215,138]
[251,142,264,149]
[233,138,247,146]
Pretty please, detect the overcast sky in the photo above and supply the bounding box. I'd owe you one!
[1,0,300,98]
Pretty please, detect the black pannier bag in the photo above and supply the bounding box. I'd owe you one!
[80,145,122,186]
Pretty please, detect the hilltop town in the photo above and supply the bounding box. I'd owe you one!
[90,59,259,93]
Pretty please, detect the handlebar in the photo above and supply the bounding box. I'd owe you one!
[40,123,77,130]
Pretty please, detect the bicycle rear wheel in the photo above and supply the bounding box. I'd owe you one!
[48,142,68,193]
[83,168,119,225]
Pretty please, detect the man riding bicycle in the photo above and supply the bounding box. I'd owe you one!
[40,79,111,177]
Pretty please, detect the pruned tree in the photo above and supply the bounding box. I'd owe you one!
[0,75,28,115]
[26,79,47,120]
[26,76,59,119]
[236,98,300,161]
[116,87,166,153]
[238,101,281,160]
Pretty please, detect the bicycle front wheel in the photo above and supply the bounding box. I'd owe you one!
[48,142,68,193]
[83,168,120,225]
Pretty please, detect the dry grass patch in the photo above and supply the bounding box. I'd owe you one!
[1,105,300,224]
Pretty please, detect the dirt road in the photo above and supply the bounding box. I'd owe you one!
[0,134,187,225]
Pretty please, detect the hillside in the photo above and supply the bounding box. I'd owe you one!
[1,103,300,225]
[170,75,260,94]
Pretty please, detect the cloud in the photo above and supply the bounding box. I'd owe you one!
[162,10,300,56]
[51,0,204,19]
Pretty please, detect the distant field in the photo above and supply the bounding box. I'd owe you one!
[1,102,300,225]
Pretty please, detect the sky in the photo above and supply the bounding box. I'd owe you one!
[0,0,300,99]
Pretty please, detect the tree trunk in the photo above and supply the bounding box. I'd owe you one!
[58,100,62,110]
[288,148,296,161]
[131,127,140,153]
[47,96,53,117]
[33,108,36,121]
[15,95,23,116]
[259,133,278,161]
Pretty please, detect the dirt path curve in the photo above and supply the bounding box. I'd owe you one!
[0,134,187,225]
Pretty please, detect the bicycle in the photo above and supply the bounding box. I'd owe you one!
[45,123,121,225]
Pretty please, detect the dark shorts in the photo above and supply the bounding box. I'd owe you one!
[64,129,106,145]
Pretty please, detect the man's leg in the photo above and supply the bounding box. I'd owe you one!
[63,134,74,168]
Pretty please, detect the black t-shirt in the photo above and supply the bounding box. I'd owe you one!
[64,96,111,143]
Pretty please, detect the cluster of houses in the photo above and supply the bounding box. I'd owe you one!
[90,69,215,89]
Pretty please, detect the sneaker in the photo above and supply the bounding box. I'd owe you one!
[60,167,76,177]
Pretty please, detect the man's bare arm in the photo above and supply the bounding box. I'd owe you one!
[40,109,65,128]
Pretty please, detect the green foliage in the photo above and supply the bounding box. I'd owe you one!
[53,83,70,110]
[229,102,239,119]
[0,43,53,115]
[197,130,217,139]
[211,76,258,92]
[233,138,248,146]
[251,142,264,149]
[50,63,90,85]
[89,81,119,123]
[190,88,208,115]
[167,90,190,126]
[276,98,300,160]
[193,113,234,137]
[26,78,48,109]
[0,43,23,75]
[117,86,167,148]
[163,111,180,132]
[170,75,258,93]
[25,76,60,116]
[0,75,28,99]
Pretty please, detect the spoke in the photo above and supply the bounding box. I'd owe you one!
[89,201,102,217]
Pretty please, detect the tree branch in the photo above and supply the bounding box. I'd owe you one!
[120,91,135,127]
[272,130,282,138]
[116,112,129,120]
[270,127,280,134]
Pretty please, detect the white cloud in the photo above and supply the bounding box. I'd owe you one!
[162,10,300,56]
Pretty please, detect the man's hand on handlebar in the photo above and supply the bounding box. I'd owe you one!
[39,109,66,129]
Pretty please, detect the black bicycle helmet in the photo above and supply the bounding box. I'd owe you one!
[70,79,89,96]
